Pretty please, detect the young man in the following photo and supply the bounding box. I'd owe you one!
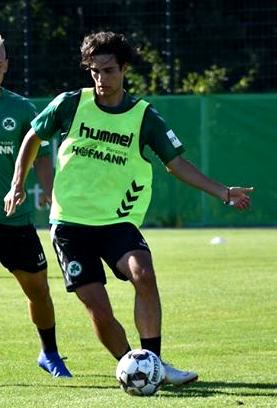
[0,35,71,377]
[4,31,253,385]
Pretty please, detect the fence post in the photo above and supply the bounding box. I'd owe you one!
[200,95,210,225]
[165,0,174,93]
[23,0,31,96]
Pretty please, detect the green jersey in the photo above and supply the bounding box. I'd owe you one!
[0,87,49,226]
[32,89,185,226]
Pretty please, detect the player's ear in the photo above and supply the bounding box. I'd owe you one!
[122,63,128,74]
[3,59,8,73]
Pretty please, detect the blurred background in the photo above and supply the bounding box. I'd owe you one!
[1,0,276,227]
[1,0,277,97]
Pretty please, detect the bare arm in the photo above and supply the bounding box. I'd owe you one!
[33,154,53,206]
[166,156,254,209]
[4,128,42,216]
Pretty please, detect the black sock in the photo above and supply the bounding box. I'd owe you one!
[140,336,161,357]
[37,326,58,353]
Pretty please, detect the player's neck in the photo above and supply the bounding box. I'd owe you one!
[95,88,125,107]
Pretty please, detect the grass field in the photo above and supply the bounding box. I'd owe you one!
[0,228,276,407]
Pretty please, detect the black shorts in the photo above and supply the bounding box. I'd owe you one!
[0,224,47,273]
[51,222,151,292]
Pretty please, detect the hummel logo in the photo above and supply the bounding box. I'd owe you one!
[117,180,144,218]
[79,122,133,147]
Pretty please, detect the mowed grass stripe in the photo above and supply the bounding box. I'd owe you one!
[0,229,276,407]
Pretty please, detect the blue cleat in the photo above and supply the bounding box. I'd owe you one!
[38,350,72,378]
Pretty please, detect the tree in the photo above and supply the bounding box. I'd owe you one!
[0,0,275,96]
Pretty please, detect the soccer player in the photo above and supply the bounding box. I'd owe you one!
[4,31,253,385]
[0,34,71,377]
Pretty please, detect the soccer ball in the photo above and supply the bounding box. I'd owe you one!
[116,349,165,396]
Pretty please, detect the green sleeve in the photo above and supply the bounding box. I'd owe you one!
[141,105,185,165]
[21,98,50,158]
[19,98,49,158]
[31,91,80,141]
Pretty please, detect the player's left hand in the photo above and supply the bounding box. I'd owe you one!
[4,185,26,216]
[226,186,254,210]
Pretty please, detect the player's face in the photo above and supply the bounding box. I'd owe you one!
[89,54,127,106]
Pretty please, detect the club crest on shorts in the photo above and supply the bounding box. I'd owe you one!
[2,117,17,131]
[67,260,82,276]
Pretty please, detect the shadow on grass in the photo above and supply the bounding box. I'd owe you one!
[161,381,277,398]
[0,380,276,398]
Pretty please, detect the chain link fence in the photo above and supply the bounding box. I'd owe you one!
[1,0,277,97]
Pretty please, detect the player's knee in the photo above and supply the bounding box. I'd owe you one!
[132,267,157,291]
[27,283,51,303]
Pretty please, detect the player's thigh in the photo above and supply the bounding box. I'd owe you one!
[116,249,155,282]
[100,222,153,281]
[51,224,106,292]
[0,224,47,273]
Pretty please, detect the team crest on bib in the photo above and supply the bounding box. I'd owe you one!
[67,261,82,277]
[2,117,17,131]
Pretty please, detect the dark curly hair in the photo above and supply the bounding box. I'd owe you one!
[80,31,136,70]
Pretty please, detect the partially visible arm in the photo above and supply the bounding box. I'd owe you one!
[166,156,228,200]
[166,155,254,209]
[141,105,253,209]
[4,128,41,216]
[33,154,53,206]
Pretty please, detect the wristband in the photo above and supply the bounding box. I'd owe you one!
[224,188,234,206]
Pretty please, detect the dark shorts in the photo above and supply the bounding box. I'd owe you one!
[0,224,47,273]
[50,222,151,292]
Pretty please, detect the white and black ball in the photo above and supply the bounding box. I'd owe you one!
[116,349,165,396]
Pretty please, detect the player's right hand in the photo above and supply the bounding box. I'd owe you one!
[39,192,51,208]
[4,186,26,216]
[227,186,254,210]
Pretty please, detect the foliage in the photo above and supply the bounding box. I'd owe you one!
[126,41,170,95]
[125,67,148,96]
[0,0,274,95]
[182,65,228,95]
[231,68,258,93]
[127,44,256,95]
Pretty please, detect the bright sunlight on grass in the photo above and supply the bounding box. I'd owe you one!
[0,228,276,407]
